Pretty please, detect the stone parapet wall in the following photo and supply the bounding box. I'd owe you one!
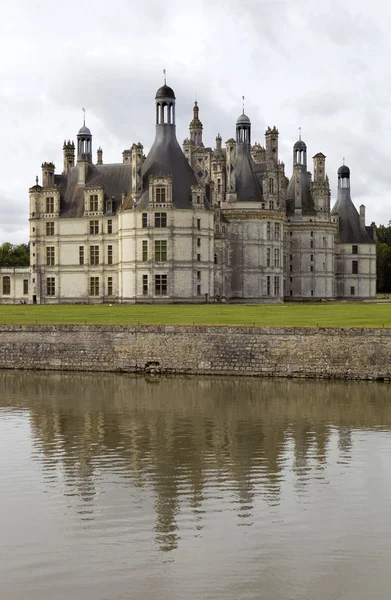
[0,325,390,380]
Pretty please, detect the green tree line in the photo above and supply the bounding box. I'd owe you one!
[0,242,30,267]
[376,223,391,293]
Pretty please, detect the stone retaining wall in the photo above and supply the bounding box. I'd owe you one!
[0,325,390,380]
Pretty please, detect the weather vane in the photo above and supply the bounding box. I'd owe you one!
[163,69,166,85]
[82,107,86,126]
[299,126,302,141]
[242,95,245,114]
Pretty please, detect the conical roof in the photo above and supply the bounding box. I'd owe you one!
[331,188,372,244]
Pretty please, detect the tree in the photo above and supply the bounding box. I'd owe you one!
[0,243,30,267]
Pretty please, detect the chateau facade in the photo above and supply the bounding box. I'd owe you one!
[0,81,376,304]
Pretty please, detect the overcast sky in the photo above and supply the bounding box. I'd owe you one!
[0,0,390,243]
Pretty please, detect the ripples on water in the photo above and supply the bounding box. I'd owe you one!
[1,372,391,600]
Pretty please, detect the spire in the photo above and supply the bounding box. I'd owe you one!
[83,107,86,126]
[242,95,245,115]
[299,126,302,141]
[163,68,166,85]
[189,98,203,146]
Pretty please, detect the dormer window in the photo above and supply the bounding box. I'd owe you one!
[106,200,113,213]
[156,187,166,203]
[89,195,98,211]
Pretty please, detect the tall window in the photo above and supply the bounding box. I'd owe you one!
[156,188,166,203]
[46,222,54,236]
[266,222,271,240]
[197,238,201,247]
[269,178,274,194]
[266,275,271,296]
[352,245,358,255]
[107,277,113,296]
[197,218,201,231]
[142,213,148,228]
[197,284,201,295]
[107,245,113,265]
[352,260,358,274]
[142,240,148,262]
[90,245,99,265]
[274,248,280,268]
[155,212,167,228]
[90,277,99,296]
[89,220,99,234]
[142,274,148,296]
[274,223,280,240]
[46,277,55,296]
[107,219,113,234]
[46,247,55,266]
[155,240,167,261]
[79,246,84,266]
[23,280,28,295]
[266,248,271,267]
[155,274,167,296]
[350,286,355,296]
[274,276,280,296]
[46,197,54,213]
[89,194,98,211]
[197,271,201,281]
[2,276,10,295]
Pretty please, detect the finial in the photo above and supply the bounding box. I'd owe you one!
[35,175,38,186]
[242,95,245,115]
[82,107,86,126]
[343,156,345,165]
[195,92,198,106]
[299,126,302,141]
[163,69,166,85]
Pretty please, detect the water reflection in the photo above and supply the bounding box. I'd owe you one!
[1,372,391,556]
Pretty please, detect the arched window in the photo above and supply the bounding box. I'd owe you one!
[2,276,11,295]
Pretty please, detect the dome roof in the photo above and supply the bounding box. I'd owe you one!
[294,139,307,150]
[78,124,92,136]
[155,84,176,100]
[237,112,251,125]
[338,164,350,176]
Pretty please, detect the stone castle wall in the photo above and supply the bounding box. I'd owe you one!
[0,325,390,380]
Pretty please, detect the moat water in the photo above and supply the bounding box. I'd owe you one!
[1,372,391,600]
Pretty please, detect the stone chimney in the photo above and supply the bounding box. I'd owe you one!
[360,204,366,227]
[97,147,103,165]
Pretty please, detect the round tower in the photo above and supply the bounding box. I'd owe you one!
[77,123,92,163]
[293,138,307,168]
[155,77,176,125]
[338,164,350,189]
[236,112,251,145]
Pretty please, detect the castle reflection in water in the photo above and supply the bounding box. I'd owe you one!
[1,371,390,552]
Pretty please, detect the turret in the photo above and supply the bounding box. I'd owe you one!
[189,100,203,146]
[41,162,55,188]
[293,138,307,168]
[265,126,278,163]
[131,143,144,195]
[236,112,251,145]
[63,141,75,174]
[97,147,103,165]
[155,73,176,126]
[77,117,92,185]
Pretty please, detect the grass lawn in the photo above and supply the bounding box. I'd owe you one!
[0,302,390,328]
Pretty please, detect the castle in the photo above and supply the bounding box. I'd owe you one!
[0,80,377,304]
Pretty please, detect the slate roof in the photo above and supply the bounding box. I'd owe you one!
[331,189,373,244]
[136,124,204,210]
[234,144,263,202]
[56,163,132,217]
[286,168,315,216]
